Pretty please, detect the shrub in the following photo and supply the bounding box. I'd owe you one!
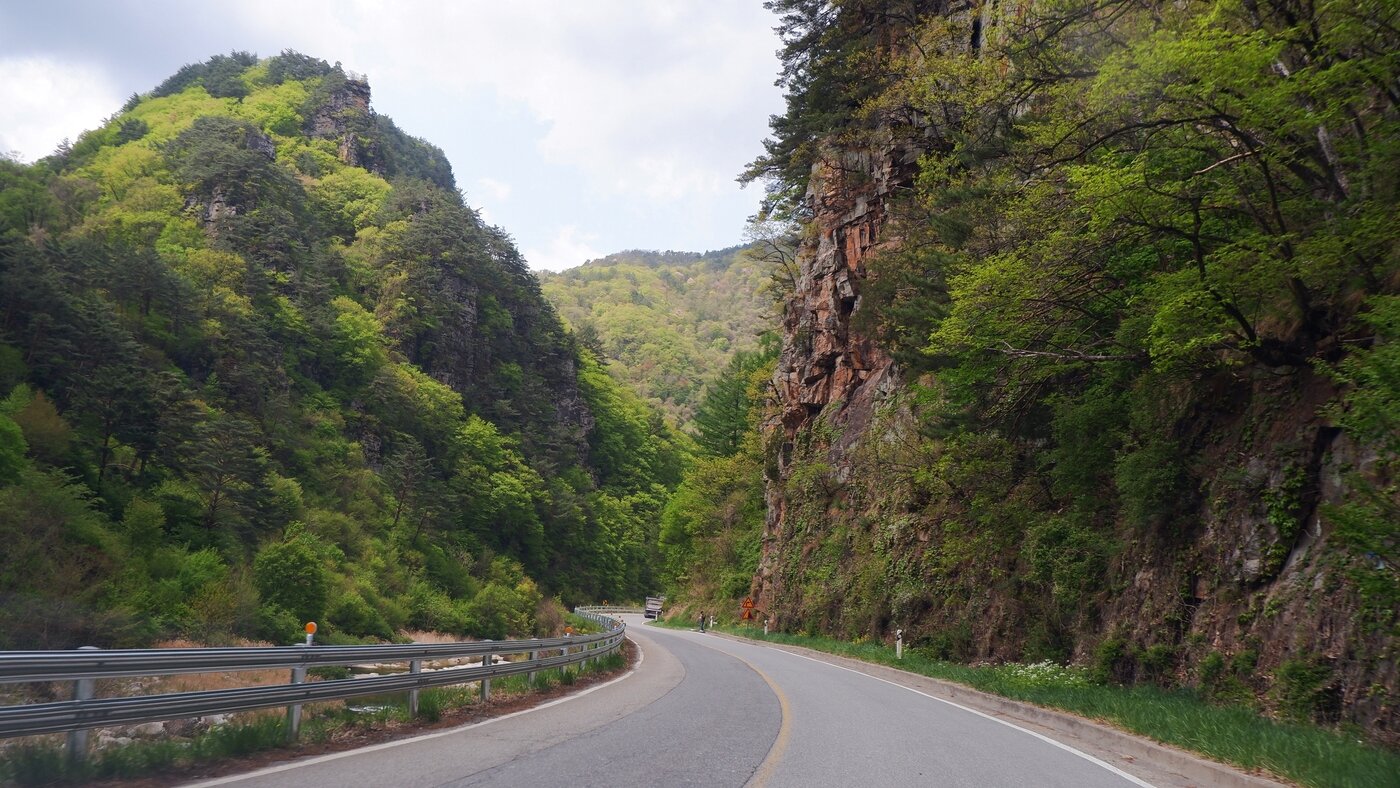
[327,590,392,640]
[255,603,301,645]
[1274,659,1334,722]
[253,534,329,626]
[1092,635,1135,685]
[406,582,469,634]
[465,582,532,640]
[1138,643,1177,685]
[1115,439,1186,526]
[914,622,974,662]
[1198,651,1226,687]
[1023,513,1109,609]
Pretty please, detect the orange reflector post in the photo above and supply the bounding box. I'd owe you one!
[305,621,317,634]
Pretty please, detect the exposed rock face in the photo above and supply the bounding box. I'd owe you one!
[309,77,378,169]
[183,128,277,226]
[310,76,370,137]
[549,353,598,469]
[243,127,276,161]
[758,138,919,607]
[1094,369,1399,741]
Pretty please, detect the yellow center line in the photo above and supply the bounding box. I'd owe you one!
[734,652,792,788]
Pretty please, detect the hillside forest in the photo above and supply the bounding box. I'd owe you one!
[0,51,687,649]
[539,247,774,429]
[0,0,1397,747]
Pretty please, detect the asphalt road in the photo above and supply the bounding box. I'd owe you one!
[186,617,1168,787]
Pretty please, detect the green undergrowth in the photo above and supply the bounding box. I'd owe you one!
[664,621,1399,788]
[0,650,627,786]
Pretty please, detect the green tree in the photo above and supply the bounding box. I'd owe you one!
[184,413,266,536]
[165,116,298,217]
[693,350,771,457]
[0,414,27,483]
[253,533,330,627]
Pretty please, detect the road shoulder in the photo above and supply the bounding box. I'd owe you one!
[704,630,1291,788]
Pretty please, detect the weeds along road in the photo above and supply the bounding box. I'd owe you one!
[185,616,1254,787]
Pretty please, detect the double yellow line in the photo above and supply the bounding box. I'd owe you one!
[731,652,792,788]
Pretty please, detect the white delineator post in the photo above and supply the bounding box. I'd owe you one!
[288,621,316,740]
[481,646,492,701]
[528,639,539,685]
[896,628,904,660]
[287,652,306,742]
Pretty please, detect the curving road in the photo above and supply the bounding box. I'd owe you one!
[186,617,1266,788]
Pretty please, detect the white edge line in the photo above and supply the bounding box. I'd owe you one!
[770,648,1155,788]
[184,643,643,788]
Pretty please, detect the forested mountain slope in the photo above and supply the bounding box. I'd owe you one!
[539,247,774,428]
[0,51,685,649]
[667,0,1399,741]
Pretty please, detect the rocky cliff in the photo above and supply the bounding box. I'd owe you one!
[752,3,1397,743]
[759,148,1397,744]
[759,140,912,607]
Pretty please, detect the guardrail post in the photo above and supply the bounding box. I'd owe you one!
[66,646,99,766]
[480,650,492,701]
[409,658,422,716]
[287,647,307,742]
[528,640,539,685]
[1,619,630,746]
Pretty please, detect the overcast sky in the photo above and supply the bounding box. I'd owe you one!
[0,1,785,271]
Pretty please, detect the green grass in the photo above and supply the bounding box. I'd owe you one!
[563,612,608,634]
[663,621,1399,788]
[0,716,290,785]
[0,646,629,785]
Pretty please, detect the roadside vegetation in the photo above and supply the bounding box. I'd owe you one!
[662,620,1399,788]
[654,0,1400,749]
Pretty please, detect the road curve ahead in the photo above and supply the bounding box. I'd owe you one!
[188,616,1160,787]
[669,620,1148,788]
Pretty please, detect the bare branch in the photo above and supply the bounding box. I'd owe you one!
[997,341,1144,362]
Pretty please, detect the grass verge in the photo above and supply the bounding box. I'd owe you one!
[659,620,1399,788]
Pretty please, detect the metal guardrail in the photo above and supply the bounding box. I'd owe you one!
[0,633,607,683]
[574,606,643,617]
[0,610,629,753]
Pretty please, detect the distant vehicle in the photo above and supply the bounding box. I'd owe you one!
[644,596,664,619]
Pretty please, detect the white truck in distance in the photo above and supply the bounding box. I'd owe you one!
[644,596,664,619]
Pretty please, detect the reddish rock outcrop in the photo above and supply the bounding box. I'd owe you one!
[758,139,920,606]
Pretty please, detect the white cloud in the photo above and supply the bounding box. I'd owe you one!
[0,57,122,161]
[475,177,512,203]
[523,225,602,273]
[230,1,782,202]
[0,1,784,255]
